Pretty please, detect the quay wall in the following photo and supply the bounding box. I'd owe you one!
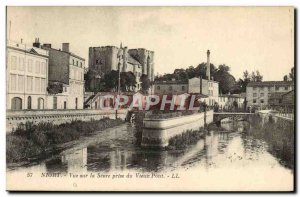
[142,110,213,147]
[6,109,127,133]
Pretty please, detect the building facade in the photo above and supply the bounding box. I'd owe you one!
[88,45,154,91]
[6,40,49,110]
[217,94,245,111]
[188,77,219,106]
[246,81,294,108]
[36,41,85,109]
[154,80,188,95]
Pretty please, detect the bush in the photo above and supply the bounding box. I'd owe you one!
[168,128,206,149]
[7,118,124,164]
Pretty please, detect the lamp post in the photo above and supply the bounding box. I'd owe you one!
[116,43,123,119]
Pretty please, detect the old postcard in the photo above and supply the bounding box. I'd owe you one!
[6,6,295,191]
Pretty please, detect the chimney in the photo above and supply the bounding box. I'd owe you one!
[33,38,41,48]
[62,43,70,52]
[200,76,202,94]
[206,50,210,80]
[42,43,52,48]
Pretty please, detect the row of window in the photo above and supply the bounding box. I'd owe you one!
[10,74,46,93]
[10,56,46,75]
[70,83,84,95]
[11,96,44,110]
[70,67,83,81]
[252,99,265,104]
[71,58,84,68]
[156,85,186,91]
[252,86,289,91]
[253,92,265,97]
[53,97,78,109]
[11,96,79,110]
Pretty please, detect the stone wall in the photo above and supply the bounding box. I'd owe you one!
[142,110,213,147]
[6,109,127,133]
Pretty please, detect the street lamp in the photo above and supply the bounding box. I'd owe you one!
[116,43,123,119]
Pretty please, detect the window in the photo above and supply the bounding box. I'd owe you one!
[253,87,257,91]
[70,69,74,79]
[275,86,280,91]
[260,93,264,97]
[284,86,289,90]
[28,59,33,72]
[35,61,40,74]
[182,86,185,91]
[76,61,78,66]
[75,98,78,109]
[27,96,31,109]
[268,87,272,91]
[253,99,257,103]
[11,56,17,70]
[26,76,33,91]
[41,62,46,74]
[72,59,75,65]
[10,74,17,91]
[260,87,264,90]
[41,78,46,92]
[38,98,44,109]
[35,77,40,92]
[64,101,67,109]
[80,62,83,67]
[19,57,25,71]
[53,97,57,109]
[11,97,22,110]
[260,100,264,104]
[18,75,24,91]
[253,93,257,97]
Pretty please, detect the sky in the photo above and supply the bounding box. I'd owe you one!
[7,6,294,81]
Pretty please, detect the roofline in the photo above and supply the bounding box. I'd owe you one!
[7,46,49,58]
[46,47,85,61]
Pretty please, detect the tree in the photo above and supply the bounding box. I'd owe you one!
[289,67,294,81]
[283,75,288,82]
[140,74,151,94]
[237,70,251,93]
[250,70,263,82]
[173,68,189,81]
[213,64,236,94]
[120,71,136,92]
[103,70,119,91]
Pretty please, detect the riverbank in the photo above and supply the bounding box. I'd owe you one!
[6,118,124,165]
[248,114,294,170]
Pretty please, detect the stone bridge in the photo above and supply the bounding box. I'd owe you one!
[213,112,254,124]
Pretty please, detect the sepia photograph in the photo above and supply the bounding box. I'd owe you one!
[5,6,295,192]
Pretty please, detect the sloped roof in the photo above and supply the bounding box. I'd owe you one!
[282,90,294,97]
[154,80,188,85]
[127,55,141,65]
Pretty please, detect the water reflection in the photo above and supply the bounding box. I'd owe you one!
[8,119,293,178]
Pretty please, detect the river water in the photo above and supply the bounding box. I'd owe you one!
[7,119,294,191]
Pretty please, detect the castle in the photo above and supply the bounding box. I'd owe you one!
[88,44,154,91]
